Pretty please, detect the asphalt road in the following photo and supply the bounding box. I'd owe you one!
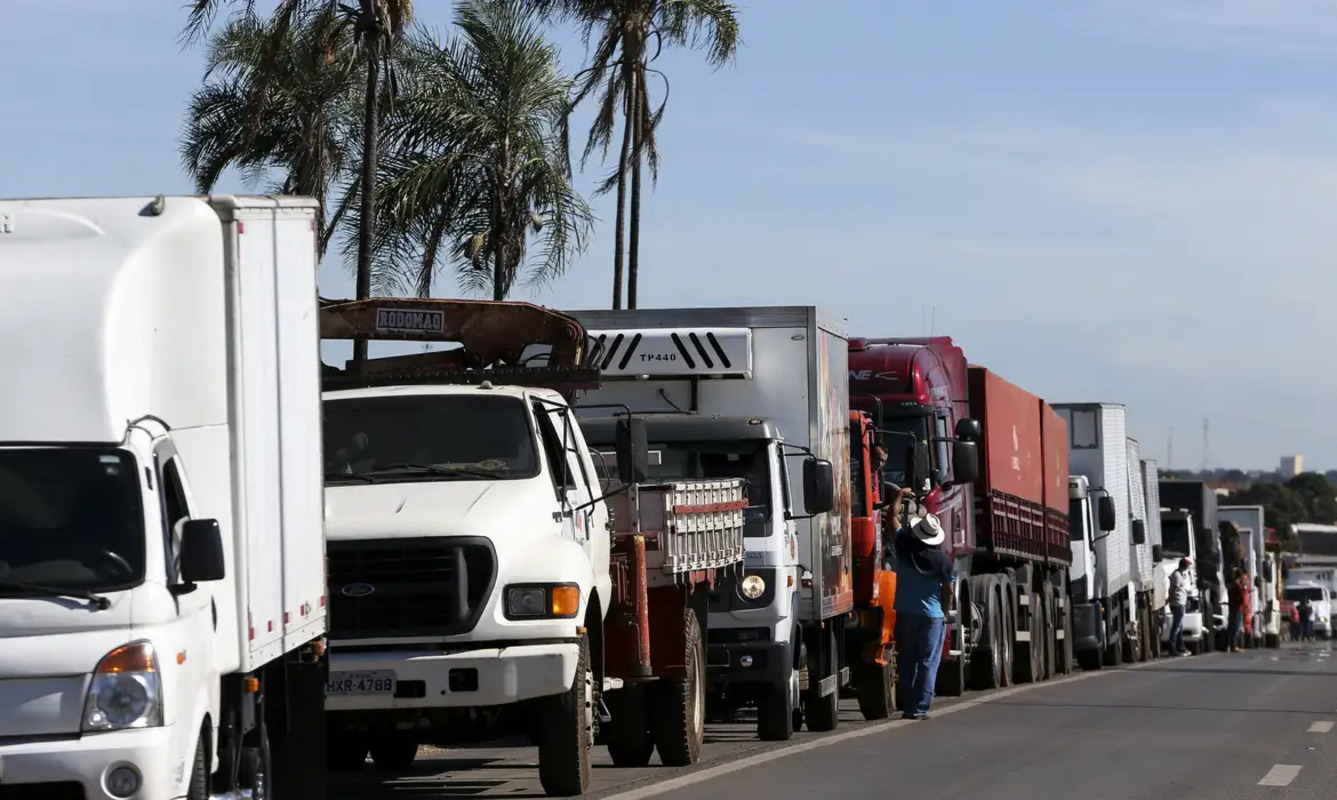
[330,642,1337,799]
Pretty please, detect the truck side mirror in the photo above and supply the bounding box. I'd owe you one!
[615,417,649,484]
[1152,544,1164,562]
[803,457,835,515]
[180,518,226,585]
[1097,495,1116,532]
[951,440,979,485]
[1132,519,1146,545]
[955,417,981,442]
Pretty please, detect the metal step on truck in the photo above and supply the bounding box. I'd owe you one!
[536,306,851,742]
[317,298,746,796]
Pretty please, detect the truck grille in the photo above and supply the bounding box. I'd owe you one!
[327,537,496,639]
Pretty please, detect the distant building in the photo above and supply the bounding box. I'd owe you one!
[1281,454,1304,478]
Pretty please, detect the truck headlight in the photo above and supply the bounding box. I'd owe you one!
[504,584,580,620]
[740,574,766,600]
[83,641,162,732]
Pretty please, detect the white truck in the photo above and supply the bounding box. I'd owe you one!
[1141,457,1167,652]
[1126,438,1158,661]
[1286,566,1337,638]
[558,306,852,741]
[1284,580,1333,639]
[1159,508,1204,653]
[317,298,749,796]
[1053,403,1133,669]
[1220,505,1266,648]
[0,196,328,800]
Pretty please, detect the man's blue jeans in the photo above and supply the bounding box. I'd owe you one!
[895,613,946,717]
[1169,604,1186,653]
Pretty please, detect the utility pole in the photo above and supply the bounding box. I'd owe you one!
[1202,417,1210,473]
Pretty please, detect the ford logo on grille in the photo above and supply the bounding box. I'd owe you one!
[341,583,376,598]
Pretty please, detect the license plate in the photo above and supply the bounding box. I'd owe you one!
[327,670,396,696]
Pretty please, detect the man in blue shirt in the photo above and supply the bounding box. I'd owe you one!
[885,493,954,720]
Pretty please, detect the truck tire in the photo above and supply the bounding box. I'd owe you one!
[756,678,796,741]
[1265,633,1280,649]
[970,582,1004,690]
[538,631,594,796]
[803,624,840,732]
[1038,588,1054,681]
[605,687,655,766]
[240,721,272,800]
[855,658,896,720]
[1056,590,1074,675]
[370,733,418,772]
[653,609,706,766]
[188,727,209,800]
[1016,587,1041,685]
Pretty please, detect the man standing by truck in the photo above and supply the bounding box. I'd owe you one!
[886,489,954,720]
[1169,558,1192,656]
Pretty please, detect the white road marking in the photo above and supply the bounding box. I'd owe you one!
[1258,765,1302,787]
[1307,720,1334,734]
[600,662,1158,800]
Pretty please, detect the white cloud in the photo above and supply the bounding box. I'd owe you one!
[1091,0,1337,56]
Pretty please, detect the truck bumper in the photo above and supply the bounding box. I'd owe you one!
[0,726,182,800]
[706,640,793,686]
[327,641,579,710]
[1072,601,1103,653]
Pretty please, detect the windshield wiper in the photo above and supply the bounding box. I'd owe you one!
[325,471,377,484]
[0,580,111,610]
[365,463,505,479]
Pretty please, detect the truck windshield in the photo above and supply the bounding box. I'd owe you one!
[1162,519,1192,559]
[1286,587,1325,603]
[1068,499,1086,541]
[635,441,772,537]
[323,395,539,483]
[878,415,930,488]
[0,448,144,594]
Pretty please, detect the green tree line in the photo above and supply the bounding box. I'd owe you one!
[179,0,739,327]
[1226,473,1337,543]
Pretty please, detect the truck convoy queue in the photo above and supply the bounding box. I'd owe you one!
[0,195,1287,800]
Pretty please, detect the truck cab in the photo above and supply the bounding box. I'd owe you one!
[1286,576,1334,639]
[1160,509,1204,652]
[322,382,612,769]
[1067,475,1117,660]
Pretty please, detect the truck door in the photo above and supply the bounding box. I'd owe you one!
[533,399,598,556]
[152,441,215,683]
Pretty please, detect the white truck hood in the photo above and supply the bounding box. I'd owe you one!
[326,478,562,542]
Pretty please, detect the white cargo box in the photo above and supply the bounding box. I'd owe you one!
[1054,403,1131,597]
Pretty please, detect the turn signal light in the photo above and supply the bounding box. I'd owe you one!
[551,586,581,617]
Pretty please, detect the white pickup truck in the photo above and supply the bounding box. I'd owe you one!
[0,195,328,800]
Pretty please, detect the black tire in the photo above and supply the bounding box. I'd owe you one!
[1266,632,1280,649]
[652,609,706,766]
[1016,586,1041,685]
[1077,649,1103,671]
[188,728,209,800]
[1001,578,1017,688]
[240,723,272,800]
[971,584,1004,690]
[855,659,896,720]
[327,730,368,772]
[756,682,795,741]
[605,686,655,766]
[1038,588,1054,681]
[1187,639,1202,656]
[1057,592,1074,675]
[370,733,419,773]
[803,623,840,732]
[538,631,594,796]
[1104,607,1124,667]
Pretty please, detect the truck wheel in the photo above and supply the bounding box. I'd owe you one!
[370,734,418,772]
[855,658,896,720]
[188,728,209,800]
[1266,633,1280,649]
[1038,589,1053,681]
[327,730,369,772]
[971,587,1004,690]
[757,682,795,741]
[802,624,840,732]
[1000,578,1016,688]
[653,609,706,766]
[605,687,655,766]
[538,631,594,796]
[1015,587,1040,685]
[1187,640,1201,656]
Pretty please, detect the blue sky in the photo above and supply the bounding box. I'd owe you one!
[3,0,1333,471]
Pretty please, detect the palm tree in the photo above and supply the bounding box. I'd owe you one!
[181,6,362,255]
[365,1,593,301]
[183,0,414,362]
[533,0,739,309]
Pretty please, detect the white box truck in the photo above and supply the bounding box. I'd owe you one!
[1053,403,1134,669]
[1126,438,1158,661]
[0,196,328,800]
[1141,457,1166,653]
[559,307,853,739]
[1220,505,1265,648]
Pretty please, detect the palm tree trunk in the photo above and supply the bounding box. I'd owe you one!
[353,11,381,365]
[627,70,642,311]
[611,67,634,310]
